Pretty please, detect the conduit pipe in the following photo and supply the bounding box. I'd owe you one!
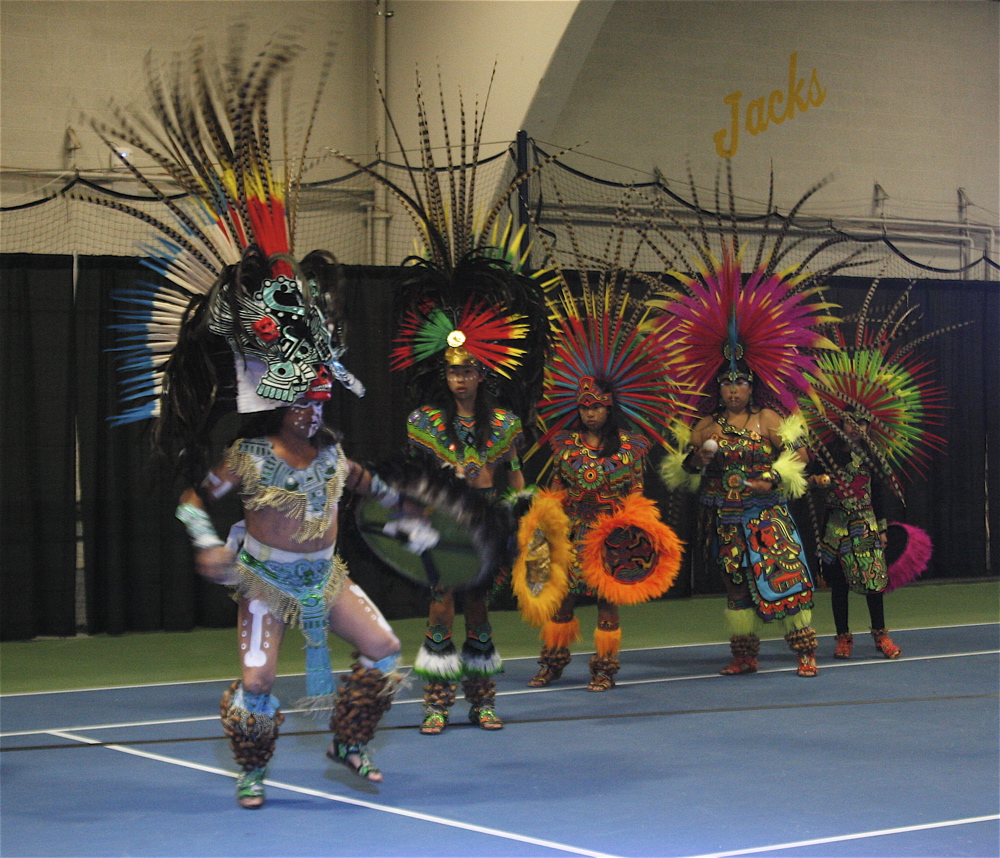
[369,0,393,266]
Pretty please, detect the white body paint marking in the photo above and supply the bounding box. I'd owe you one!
[204,471,233,499]
[349,583,392,633]
[243,599,269,667]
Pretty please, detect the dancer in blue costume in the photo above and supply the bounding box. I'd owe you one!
[94,32,432,808]
[178,396,417,806]
[651,203,843,677]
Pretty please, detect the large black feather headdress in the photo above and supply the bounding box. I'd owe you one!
[82,28,363,479]
[332,65,554,425]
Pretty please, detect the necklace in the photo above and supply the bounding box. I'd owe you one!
[720,411,752,433]
[454,414,476,446]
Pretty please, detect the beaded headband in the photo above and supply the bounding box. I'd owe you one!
[576,377,614,407]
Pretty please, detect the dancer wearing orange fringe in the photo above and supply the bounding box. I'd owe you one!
[529,378,653,690]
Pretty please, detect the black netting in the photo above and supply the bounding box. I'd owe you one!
[3,138,996,281]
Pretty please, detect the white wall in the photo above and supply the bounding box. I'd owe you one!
[2,0,996,259]
[530,0,999,225]
[0,1,376,176]
[0,0,581,177]
[377,0,580,157]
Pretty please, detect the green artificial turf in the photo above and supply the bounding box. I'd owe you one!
[2,579,996,694]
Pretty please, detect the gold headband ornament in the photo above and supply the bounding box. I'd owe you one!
[576,376,614,407]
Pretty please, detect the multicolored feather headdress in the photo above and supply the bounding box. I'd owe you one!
[654,240,840,413]
[527,185,694,450]
[84,28,363,474]
[635,168,862,415]
[391,290,531,378]
[389,251,549,429]
[799,279,964,498]
[334,66,553,418]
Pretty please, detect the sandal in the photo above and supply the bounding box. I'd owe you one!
[419,710,448,735]
[469,706,504,730]
[528,664,563,687]
[235,768,266,809]
[833,633,854,659]
[720,656,758,675]
[587,673,615,692]
[872,629,902,659]
[326,740,382,782]
[796,652,818,677]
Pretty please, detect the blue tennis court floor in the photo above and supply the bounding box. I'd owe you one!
[2,623,997,858]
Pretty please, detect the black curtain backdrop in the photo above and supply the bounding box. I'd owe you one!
[824,277,999,583]
[1,256,78,640]
[2,255,997,640]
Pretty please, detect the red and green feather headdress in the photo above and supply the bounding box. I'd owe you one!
[345,67,553,416]
[391,294,532,379]
[799,280,963,496]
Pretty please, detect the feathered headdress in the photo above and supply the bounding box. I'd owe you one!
[799,278,964,498]
[527,184,694,451]
[391,290,531,378]
[635,168,862,415]
[334,66,553,418]
[333,64,560,277]
[83,28,363,476]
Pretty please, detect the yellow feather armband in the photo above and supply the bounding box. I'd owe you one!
[777,412,808,449]
[772,449,807,498]
[659,421,701,493]
[659,448,701,493]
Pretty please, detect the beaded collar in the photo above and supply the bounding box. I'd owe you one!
[226,438,347,542]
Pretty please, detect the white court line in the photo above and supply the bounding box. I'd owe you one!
[2,714,218,737]
[28,734,1000,858]
[602,647,1000,691]
[3,648,996,738]
[46,730,623,858]
[678,814,1000,858]
[4,622,995,698]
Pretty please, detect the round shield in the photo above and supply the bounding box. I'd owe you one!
[355,456,513,592]
[580,494,684,605]
[510,489,573,626]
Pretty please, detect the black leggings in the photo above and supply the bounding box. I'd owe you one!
[823,560,886,634]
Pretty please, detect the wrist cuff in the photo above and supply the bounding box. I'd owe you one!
[369,473,401,509]
[176,502,224,549]
[681,447,700,474]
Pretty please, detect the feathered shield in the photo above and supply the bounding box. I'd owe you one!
[579,494,684,605]
[510,489,573,626]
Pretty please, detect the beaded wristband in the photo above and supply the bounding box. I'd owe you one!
[369,473,401,509]
[176,502,224,549]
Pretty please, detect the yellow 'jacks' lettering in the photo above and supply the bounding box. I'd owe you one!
[714,52,826,158]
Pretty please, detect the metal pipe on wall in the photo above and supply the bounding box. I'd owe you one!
[540,203,998,281]
[370,0,393,267]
